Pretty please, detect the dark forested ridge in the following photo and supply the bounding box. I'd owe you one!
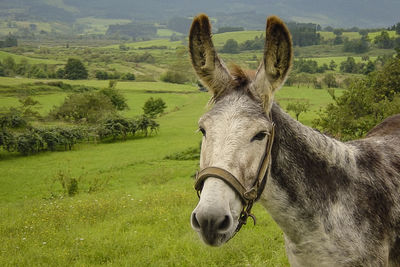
[0,0,399,28]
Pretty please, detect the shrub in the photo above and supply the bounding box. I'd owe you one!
[55,170,79,196]
[135,115,159,136]
[286,100,310,120]
[164,146,200,160]
[97,117,132,140]
[100,88,129,111]
[50,92,115,123]
[121,72,135,80]
[160,70,189,84]
[143,97,166,118]
[16,131,44,155]
[220,39,239,54]
[343,37,370,53]
[64,58,88,80]
[314,57,400,140]
[322,73,338,88]
[0,128,16,152]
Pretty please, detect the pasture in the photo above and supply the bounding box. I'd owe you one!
[0,77,338,266]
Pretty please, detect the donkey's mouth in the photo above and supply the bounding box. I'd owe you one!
[198,231,231,247]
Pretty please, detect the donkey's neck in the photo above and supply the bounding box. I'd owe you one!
[262,103,357,243]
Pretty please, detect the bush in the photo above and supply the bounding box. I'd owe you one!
[286,100,310,120]
[164,146,200,160]
[314,57,400,140]
[160,70,189,84]
[100,88,129,111]
[293,59,326,74]
[0,128,16,152]
[322,73,338,88]
[121,72,135,80]
[64,58,88,80]
[143,97,166,118]
[97,117,132,140]
[220,39,239,54]
[343,37,370,53]
[135,115,159,136]
[50,92,116,123]
[96,115,159,140]
[16,131,44,155]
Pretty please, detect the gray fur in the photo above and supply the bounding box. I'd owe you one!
[189,13,400,266]
[192,90,400,266]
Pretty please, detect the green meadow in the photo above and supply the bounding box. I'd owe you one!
[0,20,397,265]
[0,51,63,65]
[0,75,338,266]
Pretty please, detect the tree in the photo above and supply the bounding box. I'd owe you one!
[374,31,394,49]
[287,22,321,46]
[313,57,400,140]
[343,36,370,53]
[0,34,17,48]
[2,56,16,76]
[143,97,166,118]
[322,73,338,88]
[100,87,128,111]
[286,100,310,120]
[340,57,358,73]
[64,58,88,80]
[329,60,337,71]
[50,92,115,122]
[221,39,239,54]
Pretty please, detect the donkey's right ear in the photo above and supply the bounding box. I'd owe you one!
[189,14,233,99]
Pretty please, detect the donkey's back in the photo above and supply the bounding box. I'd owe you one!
[346,114,400,266]
[366,114,400,138]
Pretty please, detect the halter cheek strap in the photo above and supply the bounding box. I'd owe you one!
[194,124,275,233]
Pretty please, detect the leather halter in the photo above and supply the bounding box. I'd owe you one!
[194,124,275,233]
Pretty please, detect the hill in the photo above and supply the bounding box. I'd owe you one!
[0,0,399,28]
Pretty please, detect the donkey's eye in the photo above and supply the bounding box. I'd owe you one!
[199,127,206,137]
[251,131,267,142]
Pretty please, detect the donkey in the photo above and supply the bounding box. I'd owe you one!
[189,14,400,266]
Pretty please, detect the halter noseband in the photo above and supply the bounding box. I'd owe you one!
[194,123,275,234]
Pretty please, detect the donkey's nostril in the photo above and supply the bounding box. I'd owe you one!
[217,215,232,232]
[191,212,201,230]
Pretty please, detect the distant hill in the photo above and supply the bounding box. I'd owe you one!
[1,0,399,28]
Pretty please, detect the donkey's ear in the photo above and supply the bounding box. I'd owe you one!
[252,16,293,112]
[189,14,233,99]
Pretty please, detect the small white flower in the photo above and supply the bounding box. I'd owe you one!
[22,237,26,241]
[42,242,47,245]
[79,238,84,241]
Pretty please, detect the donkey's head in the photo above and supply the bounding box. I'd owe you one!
[189,14,292,246]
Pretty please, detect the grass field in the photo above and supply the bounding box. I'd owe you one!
[0,51,63,65]
[318,30,398,41]
[106,39,182,50]
[0,76,341,266]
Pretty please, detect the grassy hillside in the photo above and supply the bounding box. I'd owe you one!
[0,51,63,65]
[0,76,341,266]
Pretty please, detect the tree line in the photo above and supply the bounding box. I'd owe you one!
[0,84,166,155]
[314,53,400,140]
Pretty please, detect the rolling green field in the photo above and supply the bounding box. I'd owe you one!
[0,76,338,266]
[0,51,63,65]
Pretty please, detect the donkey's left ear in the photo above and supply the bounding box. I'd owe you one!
[252,16,293,112]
